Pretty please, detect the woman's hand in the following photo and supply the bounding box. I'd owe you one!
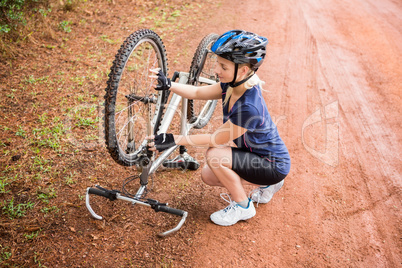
[146,135,156,151]
[146,133,176,152]
[149,68,171,91]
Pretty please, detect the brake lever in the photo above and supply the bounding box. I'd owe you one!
[158,211,188,237]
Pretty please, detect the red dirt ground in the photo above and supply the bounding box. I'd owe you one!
[0,0,401,267]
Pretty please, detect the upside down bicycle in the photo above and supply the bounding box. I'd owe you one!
[85,29,219,236]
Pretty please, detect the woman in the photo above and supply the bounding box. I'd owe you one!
[149,30,291,226]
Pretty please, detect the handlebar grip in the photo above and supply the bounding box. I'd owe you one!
[156,205,185,216]
[88,187,110,198]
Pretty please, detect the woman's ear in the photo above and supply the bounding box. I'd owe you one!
[238,65,251,78]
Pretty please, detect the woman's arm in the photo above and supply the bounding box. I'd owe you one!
[169,82,222,100]
[150,68,222,100]
[175,120,248,147]
[148,121,247,151]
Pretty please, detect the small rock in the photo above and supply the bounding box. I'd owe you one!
[12,154,21,161]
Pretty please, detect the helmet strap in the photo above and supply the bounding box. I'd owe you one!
[229,63,239,87]
[229,63,254,88]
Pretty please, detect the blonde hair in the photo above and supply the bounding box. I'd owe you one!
[223,72,265,106]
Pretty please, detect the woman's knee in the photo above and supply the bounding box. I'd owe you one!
[205,147,232,169]
[201,165,221,186]
[201,165,214,185]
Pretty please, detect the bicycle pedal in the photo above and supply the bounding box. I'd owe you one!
[162,154,200,170]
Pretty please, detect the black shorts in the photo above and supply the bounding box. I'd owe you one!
[231,147,287,185]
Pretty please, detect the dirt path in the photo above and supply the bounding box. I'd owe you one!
[1,0,400,267]
[189,0,402,267]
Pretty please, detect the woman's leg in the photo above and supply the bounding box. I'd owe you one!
[202,147,257,226]
[201,147,248,203]
[201,163,258,187]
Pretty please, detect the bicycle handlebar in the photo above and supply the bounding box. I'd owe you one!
[85,186,188,236]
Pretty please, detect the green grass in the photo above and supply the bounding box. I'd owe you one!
[59,20,72,33]
[24,230,40,240]
[64,172,76,185]
[76,117,99,128]
[71,76,85,87]
[31,156,52,174]
[41,205,59,214]
[0,245,11,263]
[16,125,26,138]
[38,113,48,125]
[2,198,34,219]
[67,104,100,129]
[24,75,50,85]
[0,175,16,194]
[31,117,68,152]
[36,186,57,204]
[100,35,119,44]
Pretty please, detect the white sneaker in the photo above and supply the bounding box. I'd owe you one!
[250,180,284,205]
[210,193,256,226]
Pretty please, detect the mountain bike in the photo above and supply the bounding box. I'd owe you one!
[85,29,219,236]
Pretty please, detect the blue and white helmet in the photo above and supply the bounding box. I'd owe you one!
[211,30,268,71]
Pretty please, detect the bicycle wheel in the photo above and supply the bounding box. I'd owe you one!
[105,29,168,166]
[187,33,219,129]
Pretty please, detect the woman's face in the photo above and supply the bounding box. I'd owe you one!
[214,56,249,84]
[214,56,235,83]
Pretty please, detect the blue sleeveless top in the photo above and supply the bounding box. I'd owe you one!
[221,83,291,175]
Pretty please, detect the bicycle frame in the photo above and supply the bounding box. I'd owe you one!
[149,73,216,172]
[135,71,216,195]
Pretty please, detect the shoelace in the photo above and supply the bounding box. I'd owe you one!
[220,193,238,213]
[248,187,265,207]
